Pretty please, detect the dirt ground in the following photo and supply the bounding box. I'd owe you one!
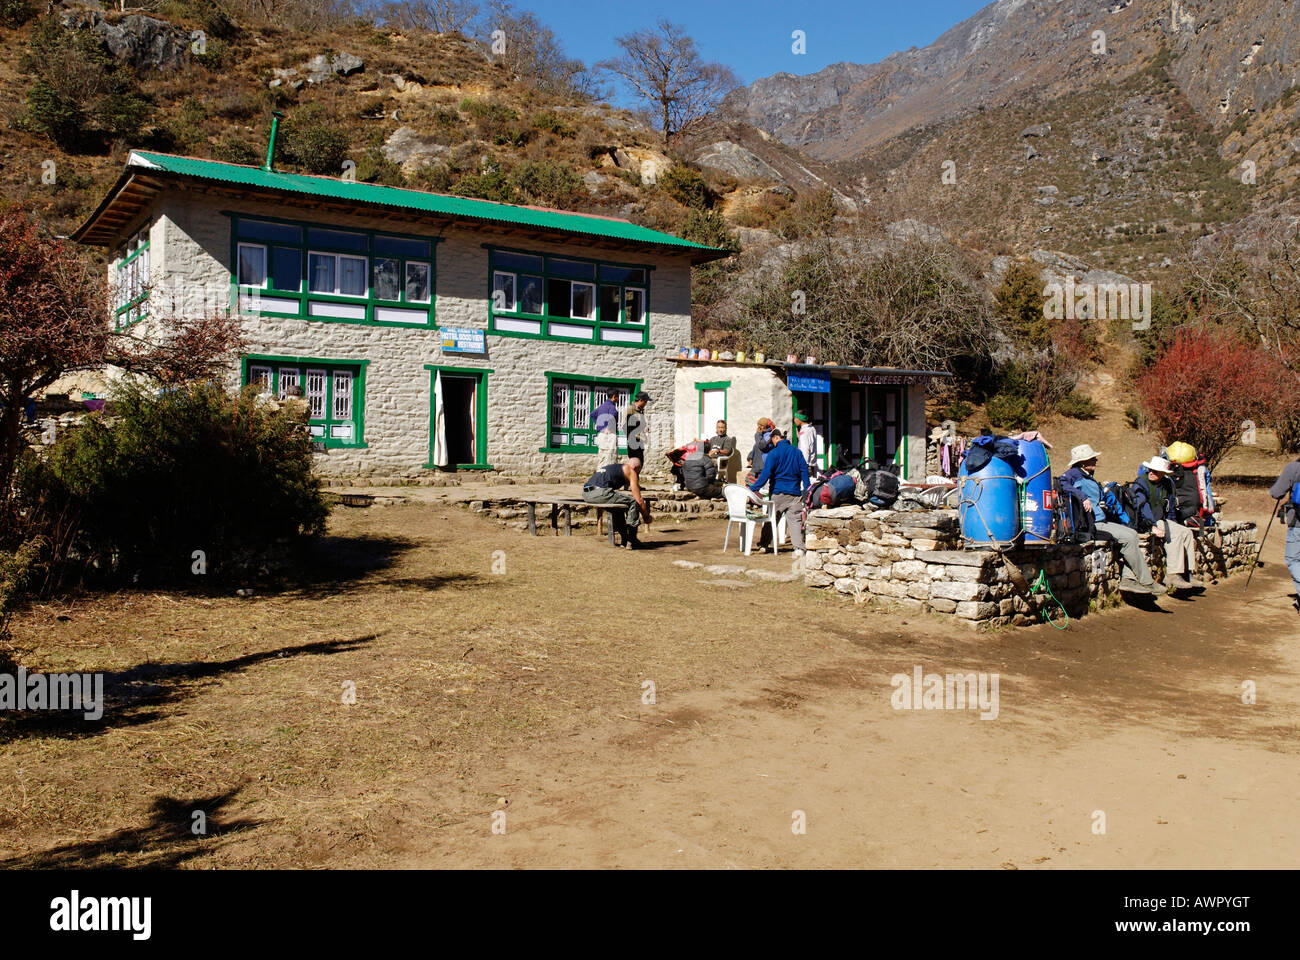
[2,482,1298,869]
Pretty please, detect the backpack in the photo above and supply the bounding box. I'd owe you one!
[850,460,901,508]
[1102,481,1137,527]
[820,473,858,507]
[1292,480,1300,510]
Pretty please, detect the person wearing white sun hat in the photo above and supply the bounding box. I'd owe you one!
[1133,455,1202,591]
[1059,444,1160,594]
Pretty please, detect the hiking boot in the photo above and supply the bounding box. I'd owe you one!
[1167,574,1194,590]
[1119,578,1157,595]
[1186,576,1204,588]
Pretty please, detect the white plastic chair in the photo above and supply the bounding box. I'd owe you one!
[723,484,779,555]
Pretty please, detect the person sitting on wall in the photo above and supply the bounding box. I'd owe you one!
[666,441,720,498]
[582,456,651,548]
[704,419,735,480]
[1132,455,1203,591]
[747,427,810,558]
[1059,444,1161,595]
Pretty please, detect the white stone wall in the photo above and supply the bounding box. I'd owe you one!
[133,188,695,478]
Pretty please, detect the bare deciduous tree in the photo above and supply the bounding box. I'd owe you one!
[480,1,604,100]
[379,0,478,34]
[599,20,738,145]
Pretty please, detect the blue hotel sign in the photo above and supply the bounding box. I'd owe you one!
[788,374,831,393]
[441,327,486,354]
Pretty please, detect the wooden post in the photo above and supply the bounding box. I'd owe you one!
[526,502,537,536]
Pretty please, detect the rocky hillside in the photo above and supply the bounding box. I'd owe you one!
[723,0,1300,273]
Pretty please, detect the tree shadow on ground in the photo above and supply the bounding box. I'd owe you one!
[0,634,378,744]
[0,788,260,869]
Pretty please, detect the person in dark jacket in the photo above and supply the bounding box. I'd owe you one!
[747,428,810,555]
[1132,455,1201,590]
[1269,456,1300,610]
[1058,444,1159,594]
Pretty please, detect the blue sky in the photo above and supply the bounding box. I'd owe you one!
[522,0,991,85]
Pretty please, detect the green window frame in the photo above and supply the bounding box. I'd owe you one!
[240,354,369,449]
[695,380,729,440]
[487,245,653,348]
[227,213,439,329]
[112,227,150,331]
[424,364,493,470]
[541,372,641,454]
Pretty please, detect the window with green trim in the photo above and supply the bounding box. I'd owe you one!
[231,215,436,328]
[545,375,638,452]
[489,247,650,347]
[112,227,150,331]
[242,357,366,448]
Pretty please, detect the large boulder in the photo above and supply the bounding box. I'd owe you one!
[62,12,191,72]
[382,126,448,172]
[694,141,781,181]
[302,52,365,83]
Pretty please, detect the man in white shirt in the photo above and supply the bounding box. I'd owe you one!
[794,410,818,473]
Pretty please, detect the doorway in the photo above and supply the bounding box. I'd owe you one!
[427,365,491,470]
[867,386,903,467]
[441,375,477,466]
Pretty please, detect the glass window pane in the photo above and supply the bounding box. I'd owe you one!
[309,254,335,293]
[307,228,367,252]
[373,258,401,301]
[270,247,301,293]
[548,257,595,280]
[519,275,543,314]
[338,256,367,296]
[492,271,515,312]
[599,285,620,323]
[599,264,645,284]
[547,278,572,317]
[571,282,594,320]
[405,261,431,303]
[239,219,301,244]
[238,244,266,287]
[374,235,430,258]
[305,369,327,419]
[624,287,645,324]
[333,370,353,420]
[494,251,544,273]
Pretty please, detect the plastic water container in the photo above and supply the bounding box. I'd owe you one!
[1016,438,1053,545]
[958,453,1020,546]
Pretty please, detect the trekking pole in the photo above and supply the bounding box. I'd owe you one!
[1244,497,1283,591]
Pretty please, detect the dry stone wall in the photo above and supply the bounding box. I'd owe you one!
[803,506,1258,628]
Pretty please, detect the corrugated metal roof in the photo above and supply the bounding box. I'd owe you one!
[103,151,726,257]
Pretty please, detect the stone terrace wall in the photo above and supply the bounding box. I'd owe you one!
[803,507,1258,628]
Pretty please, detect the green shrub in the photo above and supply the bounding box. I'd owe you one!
[1056,391,1099,419]
[410,161,452,193]
[0,539,42,652]
[1123,405,1148,432]
[279,105,350,175]
[659,164,712,210]
[451,170,517,203]
[679,208,738,252]
[984,393,1036,431]
[938,400,973,422]
[510,159,579,207]
[19,383,327,587]
[531,112,575,138]
[213,135,261,165]
[0,0,34,27]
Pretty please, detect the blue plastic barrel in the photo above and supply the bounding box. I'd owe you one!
[1016,438,1053,545]
[958,453,1020,545]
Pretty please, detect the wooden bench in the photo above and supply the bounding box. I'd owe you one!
[520,494,658,544]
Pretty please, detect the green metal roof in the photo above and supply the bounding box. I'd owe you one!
[93,151,727,258]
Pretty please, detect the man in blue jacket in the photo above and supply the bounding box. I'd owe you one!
[1269,455,1300,611]
[1058,444,1160,594]
[748,428,810,555]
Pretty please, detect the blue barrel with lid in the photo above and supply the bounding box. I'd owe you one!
[1016,437,1053,544]
[958,451,1020,546]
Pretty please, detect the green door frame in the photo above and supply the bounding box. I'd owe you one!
[425,364,493,470]
[696,380,729,439]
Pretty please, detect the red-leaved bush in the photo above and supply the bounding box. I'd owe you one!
[1137,328,1294,468]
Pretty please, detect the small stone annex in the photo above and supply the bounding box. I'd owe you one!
[801,505,1259,628]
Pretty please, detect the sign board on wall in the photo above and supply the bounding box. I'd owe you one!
[787,374,831,393]
[849,374,932,385]
[441,327,486,354]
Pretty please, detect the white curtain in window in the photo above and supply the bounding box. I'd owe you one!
[432,371,449,467]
